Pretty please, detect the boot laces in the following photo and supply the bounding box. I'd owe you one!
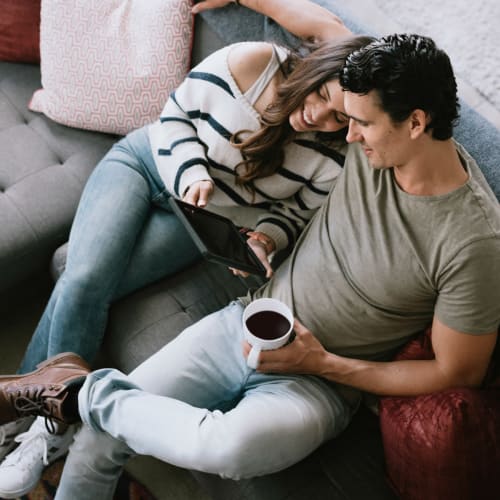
[12,387,58,434]
[4,426,51,467]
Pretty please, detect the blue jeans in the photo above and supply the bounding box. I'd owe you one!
[19,126,201,373]
[55,302,357,499]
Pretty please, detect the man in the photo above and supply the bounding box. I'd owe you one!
[0,6,499,500]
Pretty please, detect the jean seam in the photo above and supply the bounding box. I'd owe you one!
[151,189,170,206]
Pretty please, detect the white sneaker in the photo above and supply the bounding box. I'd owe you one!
[0,417,34,461]
[0,417,76,498]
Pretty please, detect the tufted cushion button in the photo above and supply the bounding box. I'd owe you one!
[0,61,117,293]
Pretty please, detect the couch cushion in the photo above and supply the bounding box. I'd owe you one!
[50,240,258,372]
[0,61,117,292]
[1,13,225,295]
[193,405,396,500]
[29,0,193,135]
[50,240,262,372]
[105,260,255,372]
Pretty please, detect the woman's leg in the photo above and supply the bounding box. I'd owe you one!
[56,303,355,498]
[19,128,200,373]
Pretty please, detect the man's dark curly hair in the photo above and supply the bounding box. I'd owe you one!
[340,34,459,140]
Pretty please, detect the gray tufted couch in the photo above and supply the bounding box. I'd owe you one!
[1,2,499,499]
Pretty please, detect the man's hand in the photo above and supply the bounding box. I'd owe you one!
[182,180,214,207]
[230,231,275,278]
[192,0,235,15]
[243,318,329,373]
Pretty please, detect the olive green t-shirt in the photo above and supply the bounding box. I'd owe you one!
[250,142,500,360]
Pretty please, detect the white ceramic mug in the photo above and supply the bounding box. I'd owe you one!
[242,298,294,369]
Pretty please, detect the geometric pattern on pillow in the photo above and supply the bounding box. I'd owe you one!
[29,0,193,135]
[379,328,500,500]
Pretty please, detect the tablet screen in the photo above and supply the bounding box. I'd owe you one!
[169,199,266,276]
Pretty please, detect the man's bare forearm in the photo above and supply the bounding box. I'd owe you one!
[318,342,496,396]
[255,320,496,397]
[319,355,466,396]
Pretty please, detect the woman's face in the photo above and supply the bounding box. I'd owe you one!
[289,79,349,133]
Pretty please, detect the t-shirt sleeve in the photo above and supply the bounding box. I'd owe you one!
[435,237,500,334]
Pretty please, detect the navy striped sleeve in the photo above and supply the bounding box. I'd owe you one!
[158,137,204,156]
[257,217,295,247]
[159,116,197,132]
[174,158,210,196]
[277,167,330,196]
[187,111,232,141]
[188,71,235,98]
[212,178,270,209]
[293,139,346,166]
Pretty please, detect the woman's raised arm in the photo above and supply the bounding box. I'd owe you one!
[191,0,352,43]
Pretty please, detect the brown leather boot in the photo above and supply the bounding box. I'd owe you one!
[0,352,90,430]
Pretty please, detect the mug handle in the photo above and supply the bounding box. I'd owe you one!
[247,345,261,369]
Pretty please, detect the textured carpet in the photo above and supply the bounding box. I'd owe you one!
[374,0,500,112]
[22,458,156,500]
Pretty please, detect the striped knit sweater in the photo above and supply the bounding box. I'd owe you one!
[149,42,346,253]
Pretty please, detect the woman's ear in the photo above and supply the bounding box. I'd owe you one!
[408,109,429,139]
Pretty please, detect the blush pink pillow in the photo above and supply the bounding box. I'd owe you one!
[29,0,193,135]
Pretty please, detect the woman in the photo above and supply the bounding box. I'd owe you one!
[0,1,373,498]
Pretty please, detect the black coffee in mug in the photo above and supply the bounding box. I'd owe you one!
[245,310,291,340]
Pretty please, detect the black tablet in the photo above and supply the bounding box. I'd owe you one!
[169,198,267,276]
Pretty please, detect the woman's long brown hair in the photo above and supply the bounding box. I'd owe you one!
[232,35,374,188]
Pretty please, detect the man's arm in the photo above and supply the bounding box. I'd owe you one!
[251,317,498,396]
[192,0,352,43]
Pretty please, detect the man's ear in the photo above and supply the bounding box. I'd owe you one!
[408,109,429,139]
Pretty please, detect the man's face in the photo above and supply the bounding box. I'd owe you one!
[343,90,411,169]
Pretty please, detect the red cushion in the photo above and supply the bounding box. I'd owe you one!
[0,0,41,63]
[379,328,500,500]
